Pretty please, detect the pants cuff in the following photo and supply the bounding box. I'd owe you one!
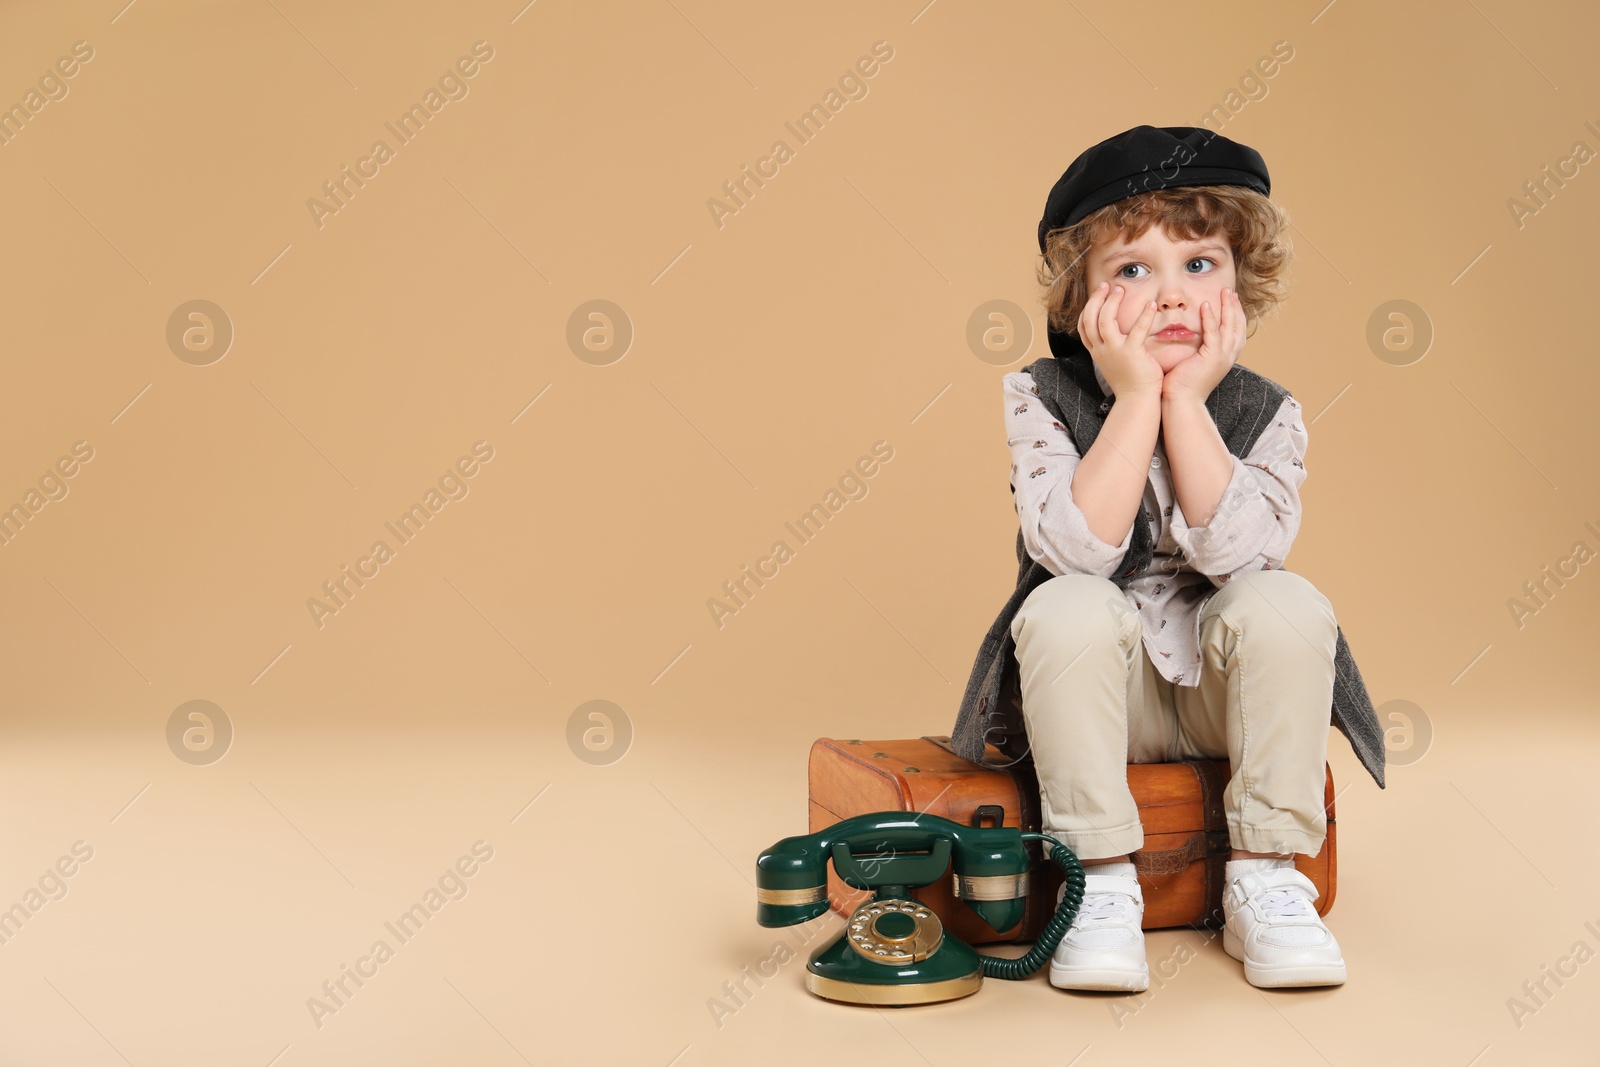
[1038,819,1144,862]
[1227,820,1326,858]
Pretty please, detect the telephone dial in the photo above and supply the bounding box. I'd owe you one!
[756,811,1085,1005]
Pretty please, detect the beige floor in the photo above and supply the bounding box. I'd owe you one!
[1,706,1594,1066]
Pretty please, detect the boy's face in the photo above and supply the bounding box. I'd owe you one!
[1084,225,1238,373]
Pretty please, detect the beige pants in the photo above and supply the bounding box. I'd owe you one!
[1009,569,1338,860]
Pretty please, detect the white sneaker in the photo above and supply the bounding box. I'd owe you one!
[1048,869,1149,992]
[1222,866,1347,987]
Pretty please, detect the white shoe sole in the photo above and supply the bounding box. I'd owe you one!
[1223,927,1347,987]
[1049,960,1150,992]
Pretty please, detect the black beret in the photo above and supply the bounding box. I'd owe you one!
[1038,125,1271,254]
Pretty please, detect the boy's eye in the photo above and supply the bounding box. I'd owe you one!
[1115,257,1217,280]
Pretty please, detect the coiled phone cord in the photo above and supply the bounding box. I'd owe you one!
[976,832,1087,980]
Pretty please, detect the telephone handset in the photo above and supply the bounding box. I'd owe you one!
[756,811,1085,1005]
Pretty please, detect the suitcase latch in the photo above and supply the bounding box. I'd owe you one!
[970,804,1005,829]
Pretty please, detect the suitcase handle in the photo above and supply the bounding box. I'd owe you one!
[970,804,1005,829]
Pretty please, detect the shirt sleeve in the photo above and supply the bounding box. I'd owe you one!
[1168,393,1307,587]
[1004,371,1135,579]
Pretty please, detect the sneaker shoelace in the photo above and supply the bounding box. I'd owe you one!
[1075,891,1133,925]
[1256,886,1315,920]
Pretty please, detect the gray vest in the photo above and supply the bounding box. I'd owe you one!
[950,351,1388,790]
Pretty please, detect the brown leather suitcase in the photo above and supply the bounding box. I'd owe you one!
[807,735,1336,944]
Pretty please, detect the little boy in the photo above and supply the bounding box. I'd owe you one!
[949,126,1388,991]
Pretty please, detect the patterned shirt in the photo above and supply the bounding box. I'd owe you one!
[1004,361,1308,687]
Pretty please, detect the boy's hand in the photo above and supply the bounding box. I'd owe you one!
[1077,281,1165,400]
[1161,287,1245,405]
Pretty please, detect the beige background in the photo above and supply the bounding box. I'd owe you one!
[1,0,1597,1063]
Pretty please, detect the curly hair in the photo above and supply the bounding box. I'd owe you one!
[1037,185,1292,341]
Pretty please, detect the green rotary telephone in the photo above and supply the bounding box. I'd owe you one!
[756,812,1086,1005]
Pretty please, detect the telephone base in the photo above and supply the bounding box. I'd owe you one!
[804,929,986,1006]
[805,968,982,1006]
